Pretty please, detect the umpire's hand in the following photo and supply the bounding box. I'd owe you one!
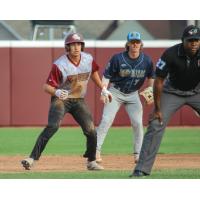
[150,110,163,125]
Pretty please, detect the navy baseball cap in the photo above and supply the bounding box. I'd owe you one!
[182,25,200,41]
[127,31,141,42]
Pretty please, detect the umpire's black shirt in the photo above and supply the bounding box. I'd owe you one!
[155,43,200,96]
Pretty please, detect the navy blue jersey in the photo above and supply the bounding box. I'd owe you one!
[104,51,155,94]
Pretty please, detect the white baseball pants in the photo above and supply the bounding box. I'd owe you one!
[96,87,144,155]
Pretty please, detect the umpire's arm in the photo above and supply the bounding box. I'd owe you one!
[153,77,165,124]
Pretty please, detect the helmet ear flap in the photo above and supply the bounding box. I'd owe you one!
[65,45,70,52]
[81,43,85,51]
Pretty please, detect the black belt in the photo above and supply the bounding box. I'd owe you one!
[67,98,84,102]
[113,85,133,94]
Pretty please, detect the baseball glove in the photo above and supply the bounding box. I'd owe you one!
[139,86,154,105]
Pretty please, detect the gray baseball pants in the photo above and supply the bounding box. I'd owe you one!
[135,92,200,175]
[97,87,144,155]
[30,97,97,162]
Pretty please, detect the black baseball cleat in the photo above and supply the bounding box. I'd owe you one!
[129,170,149,177]
[83,152,89,158]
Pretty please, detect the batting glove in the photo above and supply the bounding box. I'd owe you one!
[55,89,69,100]
[101,87,112,104]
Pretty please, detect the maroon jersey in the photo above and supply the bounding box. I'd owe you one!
[47,52,99,98]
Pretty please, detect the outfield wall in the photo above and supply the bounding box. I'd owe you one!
[0,40,199,126]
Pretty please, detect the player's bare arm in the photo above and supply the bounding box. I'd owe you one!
[43,83,56,96]
[43,83,68,100]
[91,71,103,89]
[153,77,164,124]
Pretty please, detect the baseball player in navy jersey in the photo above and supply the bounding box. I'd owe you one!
[96,31,155,164]
[21,33,111,171]
[130,25,200,177]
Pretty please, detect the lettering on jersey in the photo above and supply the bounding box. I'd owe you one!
[119,68,131,77]
[67,72,90,82]
[77,72,90,81]
[156,59,166,70]
[119,68,145,78]
[133,79,140,85]
[130,69,145,78]
[61,72,90,97]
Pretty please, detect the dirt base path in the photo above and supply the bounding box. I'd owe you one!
[0,154,200,173]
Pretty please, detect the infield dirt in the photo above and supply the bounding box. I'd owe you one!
[0,154,200,173]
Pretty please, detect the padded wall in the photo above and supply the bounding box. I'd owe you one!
[0,45,199,126]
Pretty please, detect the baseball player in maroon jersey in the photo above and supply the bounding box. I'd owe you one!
[21,33,111,171]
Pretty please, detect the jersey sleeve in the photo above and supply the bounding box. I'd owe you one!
[92,60,100,73]
[46,64,63,88]
[103,55,118,79]
[155,50,170,78]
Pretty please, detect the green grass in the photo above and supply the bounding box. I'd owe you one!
[0,127,200,178]
[0,127,200,155]
[0,127,86,155]
[0,169,200,179]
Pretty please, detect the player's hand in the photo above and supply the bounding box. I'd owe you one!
[55,89,69,100]
[100,95,110,104]
[154,110,163,125]
[101,87,112,104]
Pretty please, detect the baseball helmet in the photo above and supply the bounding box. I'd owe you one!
[127,31,141,42]
[65,33,85,46]
[182,25,200,41]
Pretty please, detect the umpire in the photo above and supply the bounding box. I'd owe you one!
[130,25,200,177]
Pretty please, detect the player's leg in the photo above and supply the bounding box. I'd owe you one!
[96,93,121,162]
[70,99,103,170]
[132,92,185,176]
[125,93,144,164]
[21,98,65,170]
[187,93,200,117]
